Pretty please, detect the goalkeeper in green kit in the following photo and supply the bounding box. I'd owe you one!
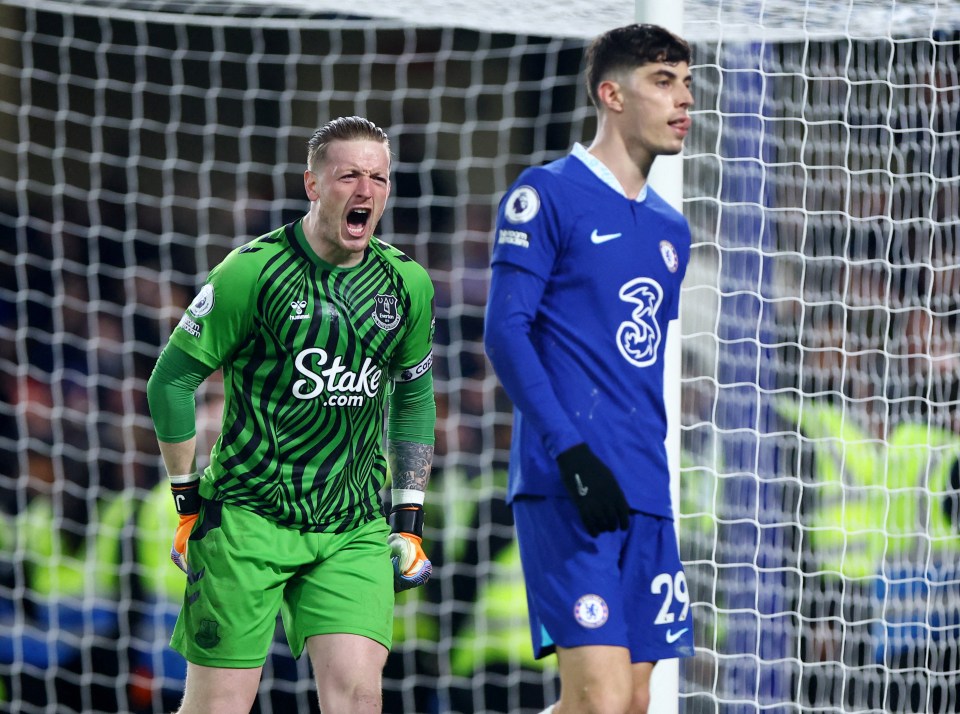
[146,116,436,714]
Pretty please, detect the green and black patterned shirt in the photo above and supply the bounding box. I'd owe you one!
[169,220,435,533]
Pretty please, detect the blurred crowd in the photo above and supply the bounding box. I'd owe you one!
[1,12,959,714]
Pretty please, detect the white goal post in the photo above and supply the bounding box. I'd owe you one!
[1,1,960,713]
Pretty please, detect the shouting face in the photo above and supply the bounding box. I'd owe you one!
[302,138,391,267]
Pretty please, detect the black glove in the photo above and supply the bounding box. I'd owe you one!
[556,443,630,537]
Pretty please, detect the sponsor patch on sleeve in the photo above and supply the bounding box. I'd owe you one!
[504,185,540,223]
[497,229,530,248]
[177,314,202,338]
[187,284,215,318]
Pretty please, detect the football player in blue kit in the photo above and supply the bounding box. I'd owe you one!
[484,23,695,714]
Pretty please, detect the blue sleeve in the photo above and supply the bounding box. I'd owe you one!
[491,171,561,280]
[483,263,581,458]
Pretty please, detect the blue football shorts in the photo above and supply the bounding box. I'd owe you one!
[512,495,695,663]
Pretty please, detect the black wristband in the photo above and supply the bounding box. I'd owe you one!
[389,504,424,537]
[171,480,201,516]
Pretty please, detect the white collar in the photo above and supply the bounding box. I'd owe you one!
[571,143,648,203]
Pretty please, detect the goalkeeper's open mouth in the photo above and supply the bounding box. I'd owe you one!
[346,207,371,238]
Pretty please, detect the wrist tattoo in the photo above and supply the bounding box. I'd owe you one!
[388,440,434,492]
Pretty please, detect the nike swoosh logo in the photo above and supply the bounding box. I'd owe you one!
[665,628,689,644]
[590,229,622,244]
[574,474,589,496]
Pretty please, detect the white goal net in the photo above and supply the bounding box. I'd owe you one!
[1,1,959,712]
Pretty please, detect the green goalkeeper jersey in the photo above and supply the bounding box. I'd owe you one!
[169,220,435,533]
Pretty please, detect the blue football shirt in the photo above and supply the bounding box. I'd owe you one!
[489,144,690,518]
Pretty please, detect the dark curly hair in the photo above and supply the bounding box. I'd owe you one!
[585,24,691,109]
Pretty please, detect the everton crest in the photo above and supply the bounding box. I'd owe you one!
[373,293,401,331]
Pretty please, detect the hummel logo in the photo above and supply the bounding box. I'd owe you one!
[574,474,589,497]
[290,300,310,321]
[590,229,622,244]
[665,628,689,644]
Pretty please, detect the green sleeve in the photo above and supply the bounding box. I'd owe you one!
[168,247,257,369]
[147,343,216,443]
[390,257,436,378]
[388,370,436,445]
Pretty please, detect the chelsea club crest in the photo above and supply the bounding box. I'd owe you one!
[373,293,401,330]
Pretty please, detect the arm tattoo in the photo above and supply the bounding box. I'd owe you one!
[388,440,434,492]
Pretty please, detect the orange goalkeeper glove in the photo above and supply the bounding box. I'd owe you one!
[169,473,201,574]
[388,503,432,592]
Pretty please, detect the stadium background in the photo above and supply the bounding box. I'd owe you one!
[2,1,960,713]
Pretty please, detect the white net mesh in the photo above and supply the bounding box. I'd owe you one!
[0,1,958,713]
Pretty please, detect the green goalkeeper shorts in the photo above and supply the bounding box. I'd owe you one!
[170,499,394,668]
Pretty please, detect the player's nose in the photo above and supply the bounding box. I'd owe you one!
[355,175,374,195]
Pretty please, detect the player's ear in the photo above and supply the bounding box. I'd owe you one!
[304,169,320,201]
[596,78,624,113]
